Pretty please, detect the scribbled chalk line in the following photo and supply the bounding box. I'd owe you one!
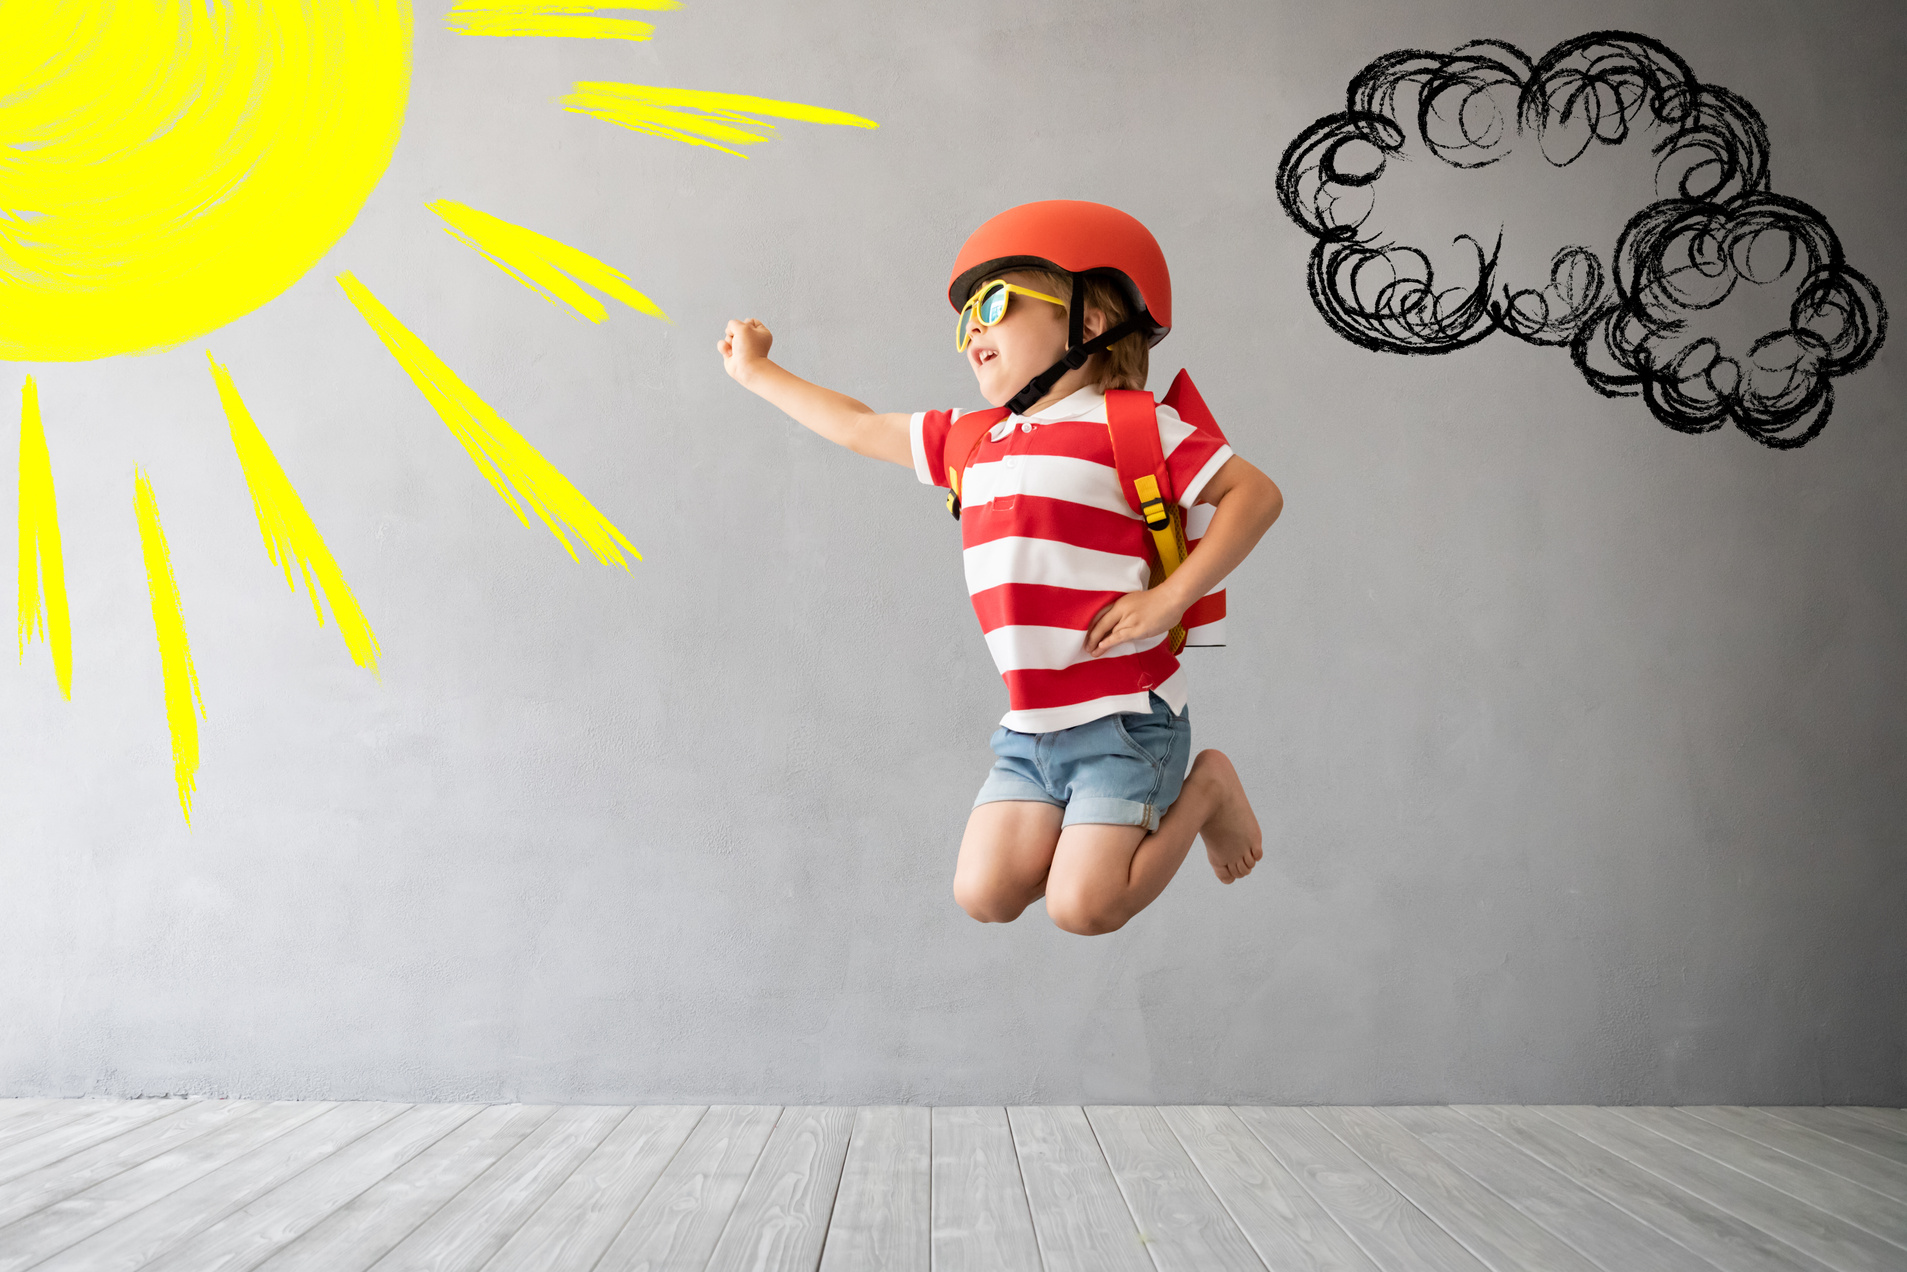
[429,200,671,325]
[17,377,71,699]
[5,1,880,820]
[560,83,880,156]
[1277,29,1885,448]
[338,272,641,569]
[446,0,680,42]
[133,469,205,826]
[210,353,382,674]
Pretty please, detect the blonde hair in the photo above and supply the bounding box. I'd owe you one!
[1011,268,1150,392]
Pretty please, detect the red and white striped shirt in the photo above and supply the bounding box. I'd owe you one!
[912,386,1233,733]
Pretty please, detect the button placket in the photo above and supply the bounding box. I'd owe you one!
[1001,416,1027,469]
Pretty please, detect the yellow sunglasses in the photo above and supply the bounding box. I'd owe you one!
[955,279,1067,351]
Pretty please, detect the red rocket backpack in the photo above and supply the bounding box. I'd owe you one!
[940,368,1228,653]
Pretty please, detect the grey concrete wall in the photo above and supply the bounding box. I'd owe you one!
[2,0,1902,1104]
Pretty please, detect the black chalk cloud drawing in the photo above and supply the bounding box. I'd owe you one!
[1277,32,1886,448]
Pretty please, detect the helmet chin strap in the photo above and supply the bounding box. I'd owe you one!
[1005,272,1153,415]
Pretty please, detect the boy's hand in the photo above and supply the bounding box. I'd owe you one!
[1085,587,1187,657]
[718,318,773,383]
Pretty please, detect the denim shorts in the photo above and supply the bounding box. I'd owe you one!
[974,693,1192,832]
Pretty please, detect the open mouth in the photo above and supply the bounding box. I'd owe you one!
[974,347,999,366]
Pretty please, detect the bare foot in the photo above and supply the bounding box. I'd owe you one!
[1188,749,1263,883]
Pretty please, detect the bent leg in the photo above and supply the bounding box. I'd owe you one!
[1043,749,1263,935]
[952,800,1063,923]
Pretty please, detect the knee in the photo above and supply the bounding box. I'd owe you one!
[954,875,1030,924]
[1044,893,1129,936]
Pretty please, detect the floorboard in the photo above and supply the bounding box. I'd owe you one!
[1457,1105,1828,1272]
[1610,1107,1907,1251]
[369,1103,625,1272]
[480,1105,704,1272]
[0,1102,321,1272]
[589,1105,781,1272]
[1237,1106,1488,1272]
[0,1102,276,1236]
[130,1104,479,1272]
[1166,1105,1382,1272]
[1686,1108,1907,1201]
[1,1101,1899,1272]
[930,1106,1042,1272]
[1007,1106,1151,1272]
[245,1103,558,1272]
[31,1103,400,1272]
[1841,1109,1906,1134]
[817,1106,929,1272]
[1385,1105,1720,1272]
[1089,1104,1268,1271]
[1312,1106,1607,1272]
[704,1105,854,1272]
[1543,1106,1902,1272]
[0,1102,129,1156]
[1764,1109,1907,1168]
[0,1100,184,1187]
[0,1103,52,1130]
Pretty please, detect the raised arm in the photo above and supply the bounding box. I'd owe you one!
[718,318,913,467]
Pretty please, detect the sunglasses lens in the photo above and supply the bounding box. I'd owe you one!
[978,284,1008,325]
[956,307,971,350]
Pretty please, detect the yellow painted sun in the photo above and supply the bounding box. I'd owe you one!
[5,0,878,825]
[0,0,413,361]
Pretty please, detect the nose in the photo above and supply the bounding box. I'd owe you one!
[963,309,986,350]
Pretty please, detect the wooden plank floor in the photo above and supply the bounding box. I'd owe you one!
[0,1102,1900,1271]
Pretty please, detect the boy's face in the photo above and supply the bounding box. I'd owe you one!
[962,270,1073,407]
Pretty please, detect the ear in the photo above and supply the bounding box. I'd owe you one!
[1081,305,1109,342]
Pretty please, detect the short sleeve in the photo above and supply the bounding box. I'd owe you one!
[912,409,960,487]
[1157,403,1234,508]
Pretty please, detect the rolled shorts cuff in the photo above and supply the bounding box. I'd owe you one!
[1062,795,1162,833]
[972,774,1064,810]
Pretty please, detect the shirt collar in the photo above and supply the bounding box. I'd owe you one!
[984,387,1108,441]
[1022,385,1106,422]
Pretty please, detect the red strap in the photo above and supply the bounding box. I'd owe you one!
[1182,591,1226,628]
[942,407,1009,493]
[1159,368,1228,445]
[1104,389,1170,515]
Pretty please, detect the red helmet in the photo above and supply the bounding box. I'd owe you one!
[948,200,1172,345]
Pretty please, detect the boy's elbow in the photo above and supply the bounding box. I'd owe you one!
[1257,474,1283,527]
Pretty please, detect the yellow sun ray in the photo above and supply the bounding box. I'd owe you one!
[207,354,381,674]
[133,468,204,826]
[336,271,639,567]
[427,200,670,325]
[445,0,680,40]
[558,83,879,157]
[17,376,72,699]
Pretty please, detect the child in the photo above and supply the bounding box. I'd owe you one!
[718,200,1282,935]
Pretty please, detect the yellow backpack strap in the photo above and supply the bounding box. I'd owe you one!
[1105,390,1189,653]
[1130,472,1188,577]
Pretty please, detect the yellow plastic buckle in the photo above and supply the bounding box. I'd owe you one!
[1134,474,1171,530]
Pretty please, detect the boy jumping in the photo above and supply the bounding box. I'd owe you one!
[719,200,1283,935]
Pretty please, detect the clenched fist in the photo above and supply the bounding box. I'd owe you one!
[718,318,773,382]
